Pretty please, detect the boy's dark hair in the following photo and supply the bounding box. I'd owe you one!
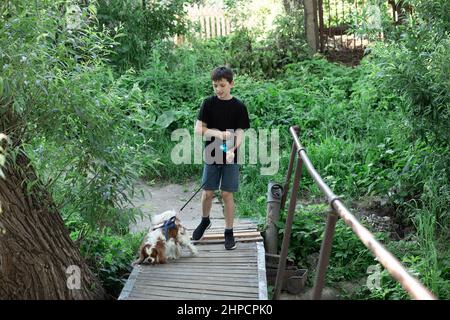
[211,66,234,83]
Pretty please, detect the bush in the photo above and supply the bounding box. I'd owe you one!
[223,8,310,78]
[76,227,143,298]
[96,0,198,70]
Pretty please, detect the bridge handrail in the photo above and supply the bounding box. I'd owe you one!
[273,125,436,300]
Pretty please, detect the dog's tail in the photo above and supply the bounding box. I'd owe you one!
[152,209,177,225]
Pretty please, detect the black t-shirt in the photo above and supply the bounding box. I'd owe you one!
[197,96,250,164]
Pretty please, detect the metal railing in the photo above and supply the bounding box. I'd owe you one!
[273,126,436,300]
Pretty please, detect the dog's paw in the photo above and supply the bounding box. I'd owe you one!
[191,247,199,256]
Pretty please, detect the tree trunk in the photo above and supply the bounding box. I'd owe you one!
[0,145,106,299]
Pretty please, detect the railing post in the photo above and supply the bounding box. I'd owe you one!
[312,209,339,300]
[265,182,284,254]
[280,141,297,211]
[273,156,303,300]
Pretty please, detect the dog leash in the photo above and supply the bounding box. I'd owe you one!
[179,163,224,213]
[152,161,227,238]
[151,165,223,235]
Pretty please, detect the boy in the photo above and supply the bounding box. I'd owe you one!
[192,66,250,250]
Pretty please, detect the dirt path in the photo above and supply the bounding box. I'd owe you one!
[128,179,225,233]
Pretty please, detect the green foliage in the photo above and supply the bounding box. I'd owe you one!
[224,9,310,78]
[96,0,198,70]
[1,0,158,297]
[361,0,450,146]
[276,204,383,283]
[76,226,144,298]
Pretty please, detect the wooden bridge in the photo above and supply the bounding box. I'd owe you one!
[119,218,268,300]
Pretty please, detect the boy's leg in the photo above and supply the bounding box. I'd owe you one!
[221,191,234,229]
[201,190,214,217]
[192,164,220,241]
[220,164,239,250]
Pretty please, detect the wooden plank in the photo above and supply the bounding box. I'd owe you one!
[193,237,263,245]
[186,226,258,232]
[137,275,259,287]
[131,283,258,298]
[199,231,261,239]
[164,259,258,264]
[140,264,258,271]
[195,234,262,239]
[138,268,258,276]
[138,269,258,279]
[133,279,259,294]
[187,223,257,229]
[192,248,257,253]
[139,258,258,266]
[132,282,258,297]
[141,262,257,269]
[127,294,189,300]
[138,271,257,278]
[203,223,258,228]
[117,265,140,300]
[190,242,256,250]
[136,273,258,285]
[190,251,256,256]
[185,252,257,257]
[167,253,258,258]
[137,270,258,282]
[200,226,258,231]
[256,241,268,300]
[162,257,257,263]
[159,262,257,267]
[139,267,257,273]
[128,291,256,300]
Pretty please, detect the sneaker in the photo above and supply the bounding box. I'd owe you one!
[192,217,211,241]
[224,229,236,250]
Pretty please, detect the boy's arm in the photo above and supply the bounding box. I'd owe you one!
[226,129,244,163]
[194,120,231,140]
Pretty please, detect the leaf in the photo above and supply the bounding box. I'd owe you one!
[88,4,97,16]
[155,110,176,128]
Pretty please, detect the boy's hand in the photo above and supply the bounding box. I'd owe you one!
[226,150,235,163]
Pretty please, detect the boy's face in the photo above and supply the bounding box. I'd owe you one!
[212,78,233,100]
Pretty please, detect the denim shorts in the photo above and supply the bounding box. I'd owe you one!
[202,163,239,192]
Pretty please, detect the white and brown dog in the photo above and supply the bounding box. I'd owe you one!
[133,210,198,265]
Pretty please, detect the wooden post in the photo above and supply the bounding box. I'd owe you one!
[265,182,284,254]
[303,0,320,53]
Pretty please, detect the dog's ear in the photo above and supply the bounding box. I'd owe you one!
[167,225,179,239]
[155,240,167,264]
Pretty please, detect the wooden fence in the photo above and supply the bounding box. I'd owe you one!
[186,4,234,39]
